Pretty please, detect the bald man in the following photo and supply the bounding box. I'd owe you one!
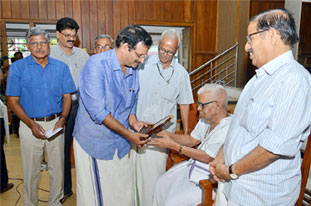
[150,84,231,206]
[132,29,194,206]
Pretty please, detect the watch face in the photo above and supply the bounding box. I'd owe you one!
[230,173,238,180]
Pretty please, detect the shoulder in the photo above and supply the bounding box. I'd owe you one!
[73,47,89,57]
[48,57,67,67]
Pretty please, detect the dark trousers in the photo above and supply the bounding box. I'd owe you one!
[64,101,79,194]
[0,118,8,190]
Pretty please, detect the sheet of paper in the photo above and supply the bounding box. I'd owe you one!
[45,128,63,138]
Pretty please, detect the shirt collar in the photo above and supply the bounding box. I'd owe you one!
[255,50,293,78]
[151,55,175,69]
[111,49,134,76]
[27,54,53,66]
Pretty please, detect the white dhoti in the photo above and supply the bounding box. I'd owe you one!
[74,138,134,206]
[135,145,168,206]
[153,161,201,206]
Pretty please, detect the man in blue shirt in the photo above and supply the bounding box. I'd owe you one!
[6,27,75,206]
[73,25,152,206]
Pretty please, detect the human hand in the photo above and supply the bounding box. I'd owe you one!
[209,160,229,182]
[147,133,176,149]
[127,132,149,148]
[53,118,65,132]
[132,121,152,132]
[30,121,46,139]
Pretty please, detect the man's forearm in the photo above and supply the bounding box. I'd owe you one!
[168,132,200,147]
[62,94,72,117]
[179,104,190,132]
[232,145,279,176]
[103,114,131,138]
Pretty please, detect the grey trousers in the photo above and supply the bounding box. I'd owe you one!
[19,118,64,206]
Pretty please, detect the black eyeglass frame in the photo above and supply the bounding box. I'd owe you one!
[197,100,217,108]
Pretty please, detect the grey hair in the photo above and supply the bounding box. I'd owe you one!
[250,8,299,47]
[26,27,50,43]
[160,29,180,46]
[197,84,228,109]
[95,34,114,48]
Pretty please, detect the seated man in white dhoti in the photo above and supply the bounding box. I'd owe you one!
[148,83,231,206]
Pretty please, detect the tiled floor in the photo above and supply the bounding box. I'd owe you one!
[0,134,76,206]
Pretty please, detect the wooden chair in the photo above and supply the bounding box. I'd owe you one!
[199,131,311,206]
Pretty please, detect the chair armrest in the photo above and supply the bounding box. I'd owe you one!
[199,178,218,206]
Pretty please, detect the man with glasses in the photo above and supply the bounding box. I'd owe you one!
[133,29,193,206]
[73,25,153,206]
[210,9,311,206]
[149,84,231,206]
[50,17,89,203]
[6,27,75,206]
[94,34,114,54]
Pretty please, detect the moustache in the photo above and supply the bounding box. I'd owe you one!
[34,49,45,53]
[67,40,75,44]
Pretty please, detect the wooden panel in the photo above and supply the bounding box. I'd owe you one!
[11,0,21,19]
[81,0,90,49]
[0,0,2,18]
[2,0,12,19]
[113,0,121,36]
[89,0,97,51]
[72,0,81,47]
[38,0,47,19]
[120,0,129,29]
[250,0,284,18]
[47,0,56,20]
[104,0,113,38]
[196,0,218,51]
[56,0,65,20]
[29,0,39,19]
[299,2,311,55]
[20,0,30,19]
[65,0,73,17]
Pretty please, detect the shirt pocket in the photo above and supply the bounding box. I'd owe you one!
[239,96,274,137]
[159,84,178,105]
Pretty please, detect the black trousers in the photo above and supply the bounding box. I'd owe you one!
[64,101,79,194]
[0,118,8,190]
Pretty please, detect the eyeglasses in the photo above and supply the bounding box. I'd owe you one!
[60,32,78,39]
[134,50,146,60]
[246,28,269,43]
[158,47,175,56]
[197,100,217,109]
[96,45,112,50]
[28,41,49,47]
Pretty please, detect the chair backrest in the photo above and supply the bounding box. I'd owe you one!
[297,131,311,206]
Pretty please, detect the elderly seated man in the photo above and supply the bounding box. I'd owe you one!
[148,83,231,206]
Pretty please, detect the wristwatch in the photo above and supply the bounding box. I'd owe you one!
[59,114,67,123]
[229,164,239,180]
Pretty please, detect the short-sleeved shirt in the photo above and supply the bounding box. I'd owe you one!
[73,49,139,160]
[6,55,76,118]
[50,44,89,89]
[191,115,232,158]
[136,55,194,132]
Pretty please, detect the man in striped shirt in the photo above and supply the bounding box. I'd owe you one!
[210,9,311,206]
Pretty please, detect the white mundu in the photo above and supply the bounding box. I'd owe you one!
[153,116,231,206]
[133,55,194,206]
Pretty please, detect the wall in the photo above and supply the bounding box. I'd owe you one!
[0,0,219,72]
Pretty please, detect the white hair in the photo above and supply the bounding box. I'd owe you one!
[160,29,180,46]
[197,84,228,109]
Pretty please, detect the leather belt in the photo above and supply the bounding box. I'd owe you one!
[31,113,61,122]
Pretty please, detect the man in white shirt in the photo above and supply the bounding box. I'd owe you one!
[133,29,194,206]
[210,9,311,206]
[149,84,231,206]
